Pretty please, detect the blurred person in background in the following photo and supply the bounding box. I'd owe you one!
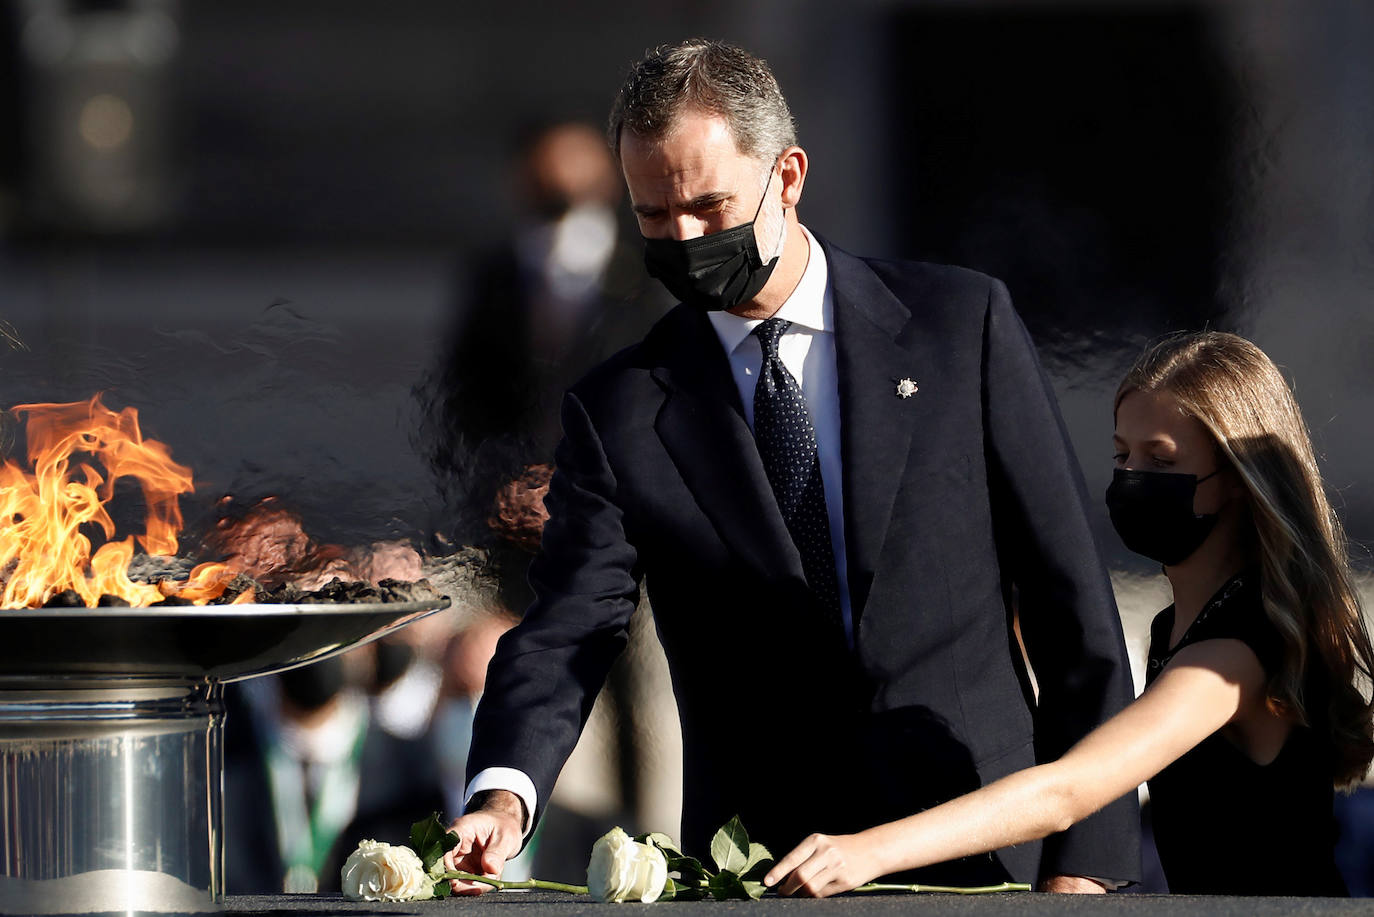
[444,38,1138,894]
[369,636,443,742]
[766,332,1374,897]
[224,652,446,894]
[423,118,670,549]
[1335,780,1374,895]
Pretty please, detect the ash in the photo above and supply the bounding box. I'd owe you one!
[40,546,493,609]
[421,545,496,614]
[127,554,197,583]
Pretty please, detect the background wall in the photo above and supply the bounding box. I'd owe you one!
[2,0,1370,571]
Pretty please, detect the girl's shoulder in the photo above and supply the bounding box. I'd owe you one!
[1149,569,1284,679]
[1189,570,1283,676]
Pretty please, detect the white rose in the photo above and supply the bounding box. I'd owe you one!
[586,826,668,903]
[340,839,434,902]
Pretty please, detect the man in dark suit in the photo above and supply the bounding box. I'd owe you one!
[444,39,1139,893]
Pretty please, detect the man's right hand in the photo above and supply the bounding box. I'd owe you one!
[441,790,527,895]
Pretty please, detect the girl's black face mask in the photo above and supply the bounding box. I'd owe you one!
[641,165,779,312]
[1105,466,1221,567]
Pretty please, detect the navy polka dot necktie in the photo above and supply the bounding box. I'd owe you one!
[751,318,842,634]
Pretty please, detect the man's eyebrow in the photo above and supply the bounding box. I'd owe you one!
[633,191,732,215]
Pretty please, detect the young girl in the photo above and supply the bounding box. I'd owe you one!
[765,332,1374,896]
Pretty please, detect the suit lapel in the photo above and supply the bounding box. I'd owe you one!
[823,240,926,620]
[650,237,937,609]
[650,308,806,584]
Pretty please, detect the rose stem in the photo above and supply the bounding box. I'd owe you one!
[442,870,589,895]
[852,881,1032,895]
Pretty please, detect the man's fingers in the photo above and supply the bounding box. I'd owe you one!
[445,848,496,896]
[479,828,520,876]
[449,877,492,896]
[449,835,500,896]
[1039,874,1109,894]
[442,841,466,869]
[439,811,523,893]
[442,824,477,872]
[480,849,504,876]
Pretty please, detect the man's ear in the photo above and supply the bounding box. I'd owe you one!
[778,146,808,208]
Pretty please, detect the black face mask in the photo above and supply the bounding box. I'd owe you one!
[531,193,574,221]
[642,165,780,312]
[373,639,414,691]
[280,655,347,712]
[1105,467,1221,566]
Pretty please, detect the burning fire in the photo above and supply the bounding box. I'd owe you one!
[0,394,245,608]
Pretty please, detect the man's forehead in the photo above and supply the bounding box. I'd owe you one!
[620,117,766,207]
[621,112,746,172]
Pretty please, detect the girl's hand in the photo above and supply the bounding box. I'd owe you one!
[763,832,880,898]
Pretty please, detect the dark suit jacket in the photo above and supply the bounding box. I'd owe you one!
[468,237,1141,885]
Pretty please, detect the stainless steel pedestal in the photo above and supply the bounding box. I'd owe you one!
[0,600,447,915]
[0,683,225,914]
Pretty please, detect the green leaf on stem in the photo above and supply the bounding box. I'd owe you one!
[709,815,751,874]
[431,878,453,899]
[638,832,683,856]
[666,853,709,883]
[409,813,460,874]
[637,830,707,881]
[707,871,751,901]
[741,879,768,900]
[740,842,774,881]
[660,877,707,902]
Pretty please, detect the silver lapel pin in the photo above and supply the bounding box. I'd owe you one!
[895,378,919,399]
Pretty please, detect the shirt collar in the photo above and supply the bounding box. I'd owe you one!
[707,224,832,356]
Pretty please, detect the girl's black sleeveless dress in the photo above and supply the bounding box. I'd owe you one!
[1145,569,1348,896]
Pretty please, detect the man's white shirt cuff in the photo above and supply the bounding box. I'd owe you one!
[463,767,538,837]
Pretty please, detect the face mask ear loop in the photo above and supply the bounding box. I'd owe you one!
[753,158,785,263]
[751,157,782,222]
[1189,467,1226,525]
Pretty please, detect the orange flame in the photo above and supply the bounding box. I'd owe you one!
[0,394,235,608]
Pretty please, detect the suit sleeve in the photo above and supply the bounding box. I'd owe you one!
[465,388,640,835]
[981,280,1142,883]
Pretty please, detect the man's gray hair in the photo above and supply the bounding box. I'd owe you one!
[608,39,797,162]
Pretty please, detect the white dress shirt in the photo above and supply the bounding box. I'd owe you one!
[464,225,853,833]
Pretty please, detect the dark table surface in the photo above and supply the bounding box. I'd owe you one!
[224,891,1373,917]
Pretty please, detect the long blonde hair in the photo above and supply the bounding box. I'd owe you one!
[1117,331,1374,787]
